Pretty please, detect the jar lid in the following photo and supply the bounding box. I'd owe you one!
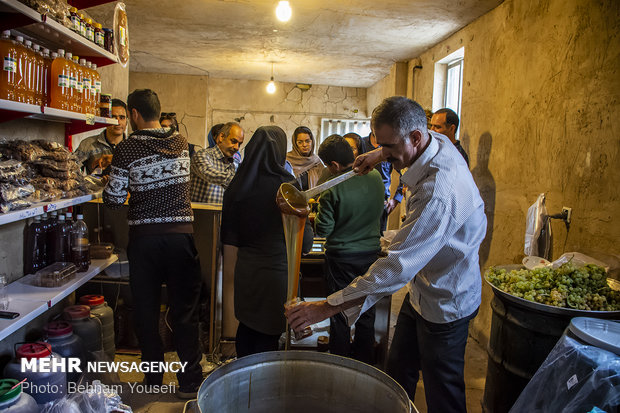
[63,305,91,320]
[80,294,104,307]
[44,320,73,336]
[16,342,52,360]
[69,7,77,12]
[86,18,92,24]
[95,23,102,29]
[569,317,620,355]
[0,379,21,403]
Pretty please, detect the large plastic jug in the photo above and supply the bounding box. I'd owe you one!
[49,49,70,110]
[0,379,38,413]
[79,294,115,360]
[0,30,18,101]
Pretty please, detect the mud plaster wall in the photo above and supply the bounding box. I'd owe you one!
[129,72,209,148]
[208,78,367,151]
[408,0,620,344]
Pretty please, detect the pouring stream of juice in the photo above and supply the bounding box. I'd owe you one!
[276,170,358,349]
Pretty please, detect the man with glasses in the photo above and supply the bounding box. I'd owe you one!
[190,121,244,204]
[75,98,128,174]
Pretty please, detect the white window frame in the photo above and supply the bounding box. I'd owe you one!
[319,118,371,145]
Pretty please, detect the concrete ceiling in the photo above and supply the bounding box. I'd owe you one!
[110,0,503,87]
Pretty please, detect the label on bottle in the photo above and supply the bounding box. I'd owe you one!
[86,27,94,42]
[80,23,86,37]
[71,16,79,32]
[83,77,91,90]
[95,32,104,47]
[3,57,16,72]
[69,76,77,89]
[58,74,69,87]
[95,80,101,93]
[119,26,127,46]
[77,80,83,93]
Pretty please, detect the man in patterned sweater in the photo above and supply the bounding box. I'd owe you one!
[104,89,203,398]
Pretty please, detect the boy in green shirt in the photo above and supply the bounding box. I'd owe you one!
[315,134,385,363]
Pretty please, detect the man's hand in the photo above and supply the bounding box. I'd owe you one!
[284,299,341,333]
[98,154,113,169]
[353,147,385,175]
[385,197,400,214]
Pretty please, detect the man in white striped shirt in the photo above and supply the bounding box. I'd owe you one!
[286,96,486,412]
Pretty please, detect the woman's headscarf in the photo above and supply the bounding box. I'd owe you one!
[286,126,323,187]
[221,126,293,248]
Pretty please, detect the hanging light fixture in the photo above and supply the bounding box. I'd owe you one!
[275,1,292,22]
[266,63,276,94]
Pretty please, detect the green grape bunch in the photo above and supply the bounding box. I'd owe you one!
[485,263,620,311]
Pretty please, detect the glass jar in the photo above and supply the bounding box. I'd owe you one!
[94,23,104,48]
[78,13,86,38]
[103,28,114,54]
[69,7,80,33]
[85,18,94,42]
[99,93,111,117]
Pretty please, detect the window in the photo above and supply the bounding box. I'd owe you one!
[319,118,371,144]
[445,59,463,114]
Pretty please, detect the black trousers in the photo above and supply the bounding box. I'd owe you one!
[324,250,378,365]
[235,322,280,358]
[386,293,477,413]
[127,233,203,388]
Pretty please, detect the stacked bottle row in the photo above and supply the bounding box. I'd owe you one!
[69,7,114,54]
[24,210,91,275]
[0,30,101,114]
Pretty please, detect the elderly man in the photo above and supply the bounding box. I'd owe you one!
[190,122,244,204]
[430,108,469,165]
[286,96,486,413]
[74,98,127,173]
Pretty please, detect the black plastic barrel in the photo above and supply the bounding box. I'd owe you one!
[482,293,619,413]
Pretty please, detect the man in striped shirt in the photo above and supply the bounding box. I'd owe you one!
[286,96,486,413]
[190,122,244,204]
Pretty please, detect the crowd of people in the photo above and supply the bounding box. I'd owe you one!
[78,89,482,411]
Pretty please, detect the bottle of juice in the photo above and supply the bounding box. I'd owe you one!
[65,52,76,111]
[54,214,71,262]
[14,36,28,103]
[0,30,18,102]
[91,63,100,113]
[24,215,47,274]
[71,55,83,113]
[23,40,35,104]
[49,48,69,110]
[32,44,44,106]
[79,58,90,113]
[71,214,90,270]
[42,48,51,106]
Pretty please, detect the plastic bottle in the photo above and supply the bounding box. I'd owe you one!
[49,49,69,110]
[0,30,18,101]
[71,214,90,270]
[54,214,71,262]
[24,215,47,275]
[91,63,100,113]
[0,378,39,413]
[22,40,35,104]
[31,44,44,106]
[14,36,28,103]
[42,48,50,106]
[69,54,82,113]
[79,58,90,113]
[40,213,51,266]
[85,62,95,114]
[64,52,76,111]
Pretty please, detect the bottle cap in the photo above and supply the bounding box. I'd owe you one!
[66,52,73,59]
[2,30,10,37]
[33,44,40,51]
[92,64,97,70]
[69,7,77,13]
[15,342,52,360]
[51,52,58,58]
[0,379,22,403]
[43,47,49,54]
[86,18,92,24]
[72,56,79,62]
[51,211,57,217]
[66,212,73,218]
[95,23,102,29]
[63,305,91,320]
[79,58,86,65]
[44,320,73,337]
[57,48,65,56]
[58,215,65,221]
[77,214,84,220]
[24,40,31,47]
[80,294,105,307]
[16,36,23,42]
[34,215,41,221]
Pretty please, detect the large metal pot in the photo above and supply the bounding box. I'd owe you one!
[192,351,417,413]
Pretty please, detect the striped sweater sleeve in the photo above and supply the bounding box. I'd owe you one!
[103,142,130,209]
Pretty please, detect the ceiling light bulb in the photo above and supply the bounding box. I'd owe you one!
[276,1,292,22]
[267,78,276,94]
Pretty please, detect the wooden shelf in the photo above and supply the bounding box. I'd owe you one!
[0,0,118,67]
[0,191,103,226]
[0,254,118,341]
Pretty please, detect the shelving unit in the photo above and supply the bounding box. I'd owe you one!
[0,255,118,341]
[0,0,123,341]
[0,0,118,67]
[0,191,102,226]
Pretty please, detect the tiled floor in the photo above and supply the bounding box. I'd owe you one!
[118,287,488,413]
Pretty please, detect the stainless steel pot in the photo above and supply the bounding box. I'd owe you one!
[191,351,417,413]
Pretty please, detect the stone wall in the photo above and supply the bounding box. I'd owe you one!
[208,78,367,150]
[129,72,209,147]
[407,0,620,344]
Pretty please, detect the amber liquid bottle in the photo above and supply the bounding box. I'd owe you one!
[72,55,83,113]
[0,30,18,102]
[49,49,70,110]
